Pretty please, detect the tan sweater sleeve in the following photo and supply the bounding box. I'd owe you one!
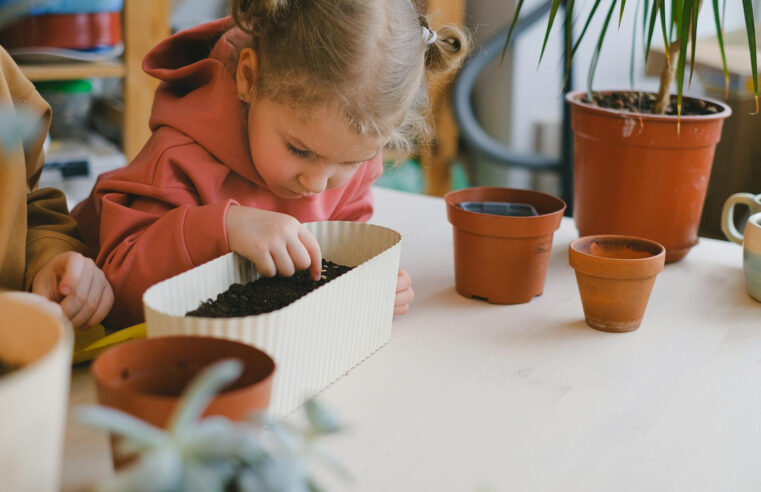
[0,47,87,291]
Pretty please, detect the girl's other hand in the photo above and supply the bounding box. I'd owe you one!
[31,251,114,329]
[394,268,414,315]
[225,205,322,281]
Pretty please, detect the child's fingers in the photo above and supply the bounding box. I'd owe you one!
[253,251,277,278]
[286,238,312,273]
[68,284,101,329]
[58,252,86,297]
[298,228,322,281]
[396,268,411,292]
[393,304,410,316]
[395,285,415,307]
[82,281,114,328]
[59,270,95,326]
[270,243,296,277]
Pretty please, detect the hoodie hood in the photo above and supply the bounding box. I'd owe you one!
[142,17,265,186]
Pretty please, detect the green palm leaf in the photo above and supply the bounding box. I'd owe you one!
[619,0,628,28]
[742,0,758,113]
[587,0,619,100]
[570,0,603,60]
[659,0,670,63]
[539,0,563,66]
[688,0,699,87]
[675,0,694,120]
[711,0,730,97]
[501,0,525,64]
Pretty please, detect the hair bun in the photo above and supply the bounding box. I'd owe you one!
[424,24,469,77]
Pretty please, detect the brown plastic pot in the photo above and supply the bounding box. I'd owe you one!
[445,187,566,304]
[566,90,731,263]
[569,235,666,333]
[92,336,275,428]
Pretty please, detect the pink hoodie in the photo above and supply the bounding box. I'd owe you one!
[73,18,384,328]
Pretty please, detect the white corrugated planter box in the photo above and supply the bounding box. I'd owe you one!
[143,221,401,418]
[0,295,74,492]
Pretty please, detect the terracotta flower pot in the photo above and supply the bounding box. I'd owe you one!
[0,294,73,492]
[569,235,666,332]
[92,336,276,429]
[566,90,731,263]
[445,187,566,303]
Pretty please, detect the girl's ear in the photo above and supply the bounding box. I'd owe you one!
[236,48,258,103]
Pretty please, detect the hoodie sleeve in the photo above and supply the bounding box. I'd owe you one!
[92,147,236,328]
[329,153,384,222]
[0,46,89,290]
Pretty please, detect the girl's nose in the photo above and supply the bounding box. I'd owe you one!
[298,172,329,194]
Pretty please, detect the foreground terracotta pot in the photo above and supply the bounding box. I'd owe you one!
[92,336,276,429]
[445,187,566,303]
[567,90,731,263]
[569,235,666,332]
[0,294,73,492]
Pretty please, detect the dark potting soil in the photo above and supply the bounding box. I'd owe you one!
[582,91,722,116]
[186,260,353,318]
[0,358,19,377]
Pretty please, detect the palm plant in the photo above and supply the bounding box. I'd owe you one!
[504,0,758,118]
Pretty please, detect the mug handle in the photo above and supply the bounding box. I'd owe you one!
[721,193,757,244]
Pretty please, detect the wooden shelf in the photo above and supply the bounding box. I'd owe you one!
[20,61,126,81]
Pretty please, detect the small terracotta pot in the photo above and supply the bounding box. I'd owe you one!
[567,90,731,263]
[92,335,275,428]
[445,187,566,303]
[569,235,666,332]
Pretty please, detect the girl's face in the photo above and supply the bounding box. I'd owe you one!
[245,97,380,199]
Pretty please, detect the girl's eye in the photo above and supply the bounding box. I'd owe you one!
[286,143,312,159]
[344,161,362,168]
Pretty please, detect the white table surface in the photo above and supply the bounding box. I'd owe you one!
[62,187,761,492]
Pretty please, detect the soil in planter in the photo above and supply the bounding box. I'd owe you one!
[0,358,19,377]
[187,259,353,318]
[582,91,722,116]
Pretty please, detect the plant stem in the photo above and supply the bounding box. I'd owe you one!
[654,0,704,115]
[654,39,681,113]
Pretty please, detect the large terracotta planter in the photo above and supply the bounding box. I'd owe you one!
[92,336,275,429]
[445,187,566,303]
[567,90,731,262]
[0,294,74,492]
[569,235,666,332]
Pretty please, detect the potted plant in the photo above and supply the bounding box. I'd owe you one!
[0,293,74,492]
[79,359,348,491]
[506,0,757,262]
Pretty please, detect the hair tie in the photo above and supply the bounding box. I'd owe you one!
[422,26,437,45]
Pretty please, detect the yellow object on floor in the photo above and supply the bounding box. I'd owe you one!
[71,323,147,365]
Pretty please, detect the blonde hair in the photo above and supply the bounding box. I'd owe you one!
[230,0,470,157]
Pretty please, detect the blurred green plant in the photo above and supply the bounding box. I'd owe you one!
[504,0,758,118]
[78,359,348,492]
[0,0,48,155]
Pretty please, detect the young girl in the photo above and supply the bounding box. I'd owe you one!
[73,0,469,328]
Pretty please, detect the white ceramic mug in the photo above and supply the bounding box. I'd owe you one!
[743,212,761,302]
[721,192,761,244]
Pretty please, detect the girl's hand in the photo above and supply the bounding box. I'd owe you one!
[225,205,322,281]
[394,268,414,315]
[31,251,114,329]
